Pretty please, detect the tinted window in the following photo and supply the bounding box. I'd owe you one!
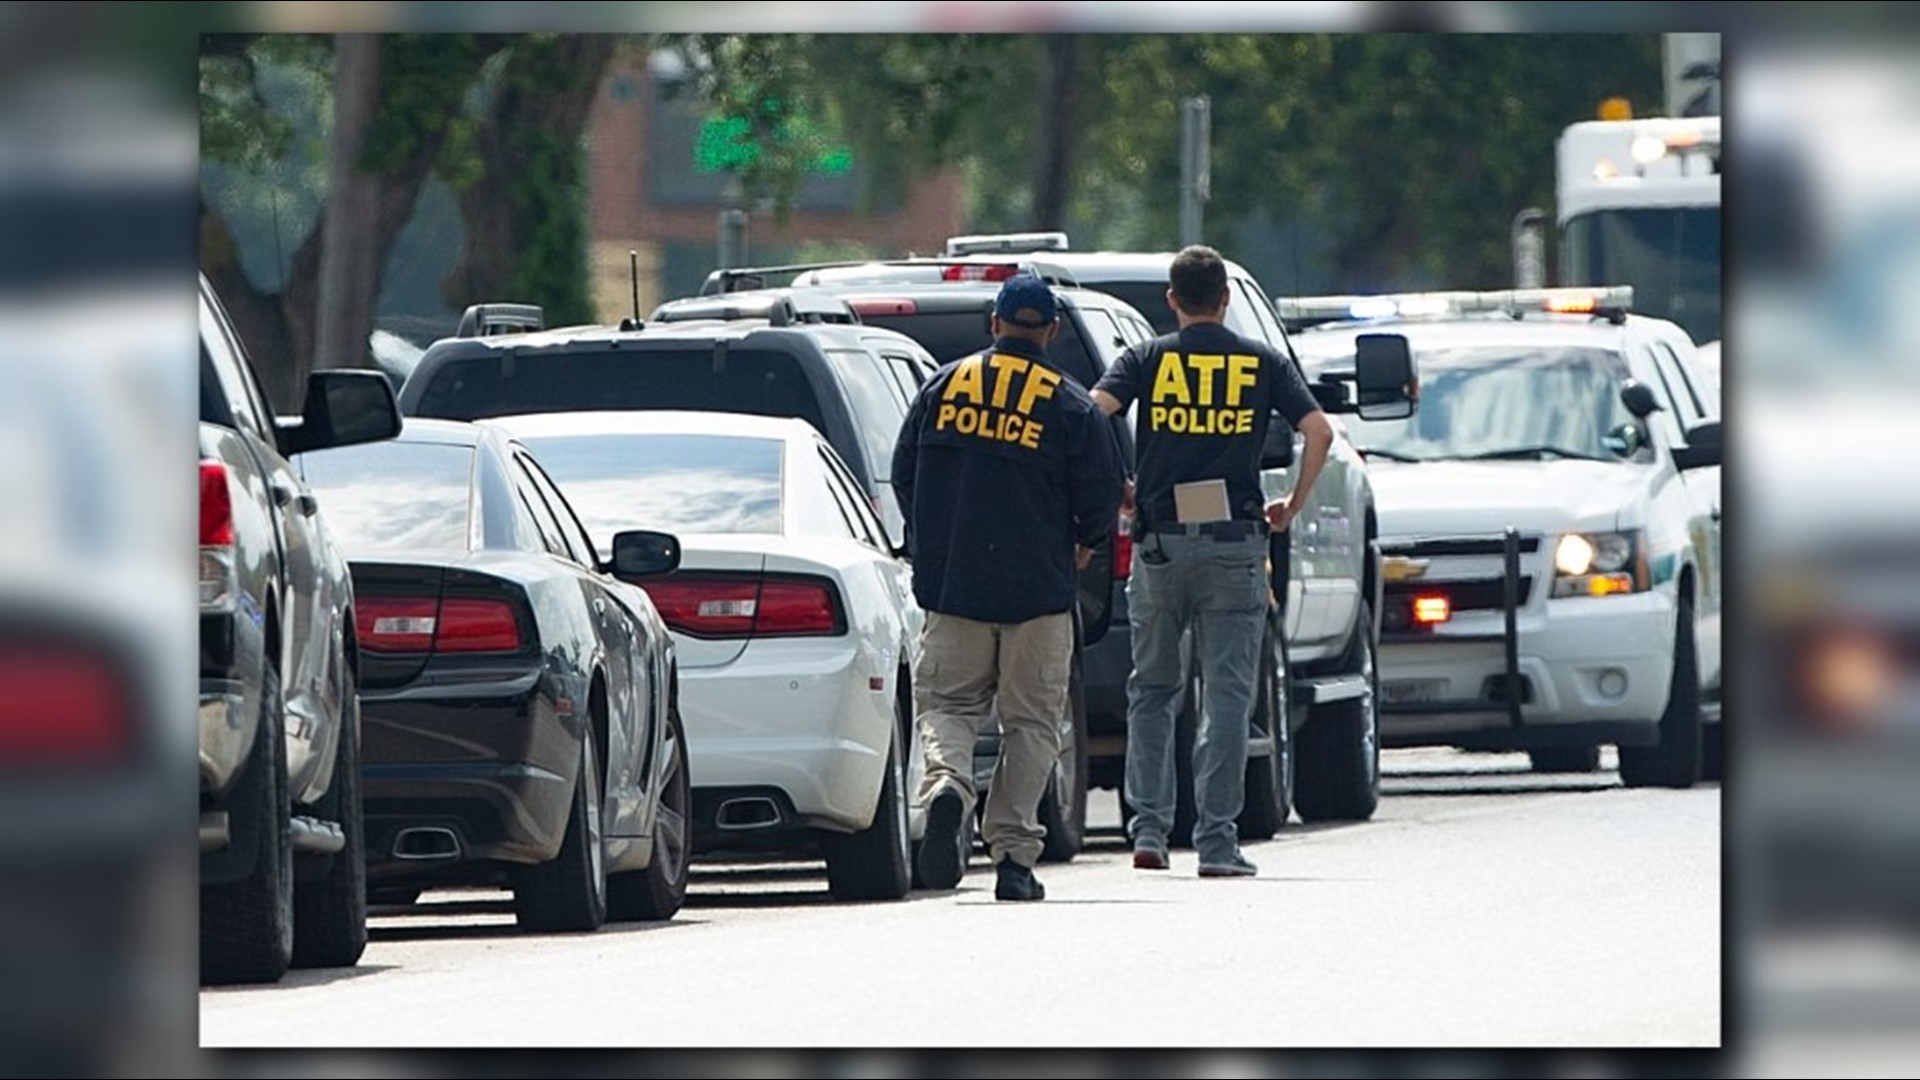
[826,348,907,483]
[1563,208,1721,346]
[860,310,995,364]
[1326,345,1653,464]
[1085,277,1268,342]
[299,441,474,552]
[517,450,598,567]
[515,433,785,546]
[411,348,832,438]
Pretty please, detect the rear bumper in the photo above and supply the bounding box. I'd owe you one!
[357,668,582,881]
[680,637,893,840]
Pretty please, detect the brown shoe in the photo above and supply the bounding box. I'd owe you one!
[1132,844,1170,870]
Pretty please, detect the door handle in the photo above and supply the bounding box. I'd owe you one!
[295,493,318,516]
[270,482,293,507]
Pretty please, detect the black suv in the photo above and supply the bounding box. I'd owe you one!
[691,258,1158,856]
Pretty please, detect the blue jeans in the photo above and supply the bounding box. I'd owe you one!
[1123,530,1268,864]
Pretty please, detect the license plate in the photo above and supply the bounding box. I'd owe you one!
[1383,678,1445,704]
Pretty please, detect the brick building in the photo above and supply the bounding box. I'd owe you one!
[587,47,969,321]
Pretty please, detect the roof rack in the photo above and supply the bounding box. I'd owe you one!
[1277,286,1633,331]
[456,303,544,338]
[700,257,1079,295]
[652,287,862,327]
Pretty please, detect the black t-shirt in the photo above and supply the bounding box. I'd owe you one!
[1093,321,1320,527]
[892,336,1124,624]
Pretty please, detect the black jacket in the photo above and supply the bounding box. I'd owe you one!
[892,336,1124,624]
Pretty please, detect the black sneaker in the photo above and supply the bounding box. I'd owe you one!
[994,858,1045,901]
[916,787,966,890]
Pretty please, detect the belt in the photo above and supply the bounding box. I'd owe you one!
[1146,519,1268,540]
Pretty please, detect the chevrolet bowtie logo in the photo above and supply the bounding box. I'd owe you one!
[1382,556,1429,582]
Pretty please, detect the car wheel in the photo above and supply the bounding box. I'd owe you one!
[1037,638,1088,863]
[1294,600,1382,823]
[291,647,368,969]
[513,732,608,932]
[610,680,691,922]
[1237,616,1294,840]
[200,660,294,986]
[1620,592,1704,789]
[1528,746,1602,773]
[825,711,912,902]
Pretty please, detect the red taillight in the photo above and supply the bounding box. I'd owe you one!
[355,596,521,654]
[1113,529,1133,580]
[435,599,523,653]
[754,580,842,636]
[200,460,234,547]
[643,578,760,638]
[0,646,128,765]
[942,264,1019,282]
[640,575,844,639]
[846,297,918,317]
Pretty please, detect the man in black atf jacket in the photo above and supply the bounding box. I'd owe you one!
[892,271,1124,901]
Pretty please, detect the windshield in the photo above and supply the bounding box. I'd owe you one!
[1312,344,1654,464]
[1083,279,1268,342]
[1562,207,1721,346]
[298,441,475,552]
[513,433,784,549]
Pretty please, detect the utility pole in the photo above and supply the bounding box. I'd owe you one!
[1179,95,1210,247]
[717,208,748,270]
[1512,208,1547,288]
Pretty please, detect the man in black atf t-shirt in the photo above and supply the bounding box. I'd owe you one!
[1090,245,1333,878]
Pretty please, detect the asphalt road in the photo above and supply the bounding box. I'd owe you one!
[200,748,1720,1049]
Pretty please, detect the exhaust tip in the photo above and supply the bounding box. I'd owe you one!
[714,796,781,830]
[392,826,463,861]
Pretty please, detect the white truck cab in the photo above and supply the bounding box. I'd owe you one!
[1284,287,1721,787]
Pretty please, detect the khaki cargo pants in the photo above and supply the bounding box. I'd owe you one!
[913,609,1072,869]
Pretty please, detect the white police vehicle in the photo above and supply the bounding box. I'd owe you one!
[1282,287,1721,787]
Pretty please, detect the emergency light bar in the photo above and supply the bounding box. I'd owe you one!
[945,231,1070,255]
[1277,286,1634,327]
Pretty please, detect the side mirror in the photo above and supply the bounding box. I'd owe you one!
[610,530,682,578]
[1261,414,1295,469]
[1621,380,1664,418]
[1354,334,1417,421]
[1672,420,1721,471]
[278,370,402,456]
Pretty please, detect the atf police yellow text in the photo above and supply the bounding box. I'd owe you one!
[936,353,1062,450]
[1148,351,1258,435]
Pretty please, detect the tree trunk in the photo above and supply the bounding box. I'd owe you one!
[443,35,619,324]
[311,33,383,387]
[1030,34,1081,233]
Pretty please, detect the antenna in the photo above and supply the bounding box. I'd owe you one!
[629,249,641,324]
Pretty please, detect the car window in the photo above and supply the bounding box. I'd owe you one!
[825,348,908,485]
[409,347,833,440]
[1238,276,1290,349]
[1074,306,1129,373]
[816,445,877,545]
[508,456,572,560]
[821,443,886,550]
[199,293,270,438]
[517,450,599,567]
[514,432,786,543]
[297,440,476,553]
[1088,280,1176,336]
[884,352,926,395]
[858,308,995,364]
[1651,340,1710,424]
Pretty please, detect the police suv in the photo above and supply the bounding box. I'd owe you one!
[1282,286,1722,787]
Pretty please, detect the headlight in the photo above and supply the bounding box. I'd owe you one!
[1552,530,1646,597]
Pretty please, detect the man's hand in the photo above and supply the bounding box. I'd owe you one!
[1265,496,1299,533]
[1121,478,1135,516]
[1075,544,1093,570]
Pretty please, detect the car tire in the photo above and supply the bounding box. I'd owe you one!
[825,713,912,901]
[1037,638,1088,864]
[1528,746,1602,773]
[1237,616,1294,840]
[290,649,368,970]
[513,733,608,933]
[1620,592,1703,790]
[609,683,691,922]
[1294,600,1382,823]
[200,660,294,986]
